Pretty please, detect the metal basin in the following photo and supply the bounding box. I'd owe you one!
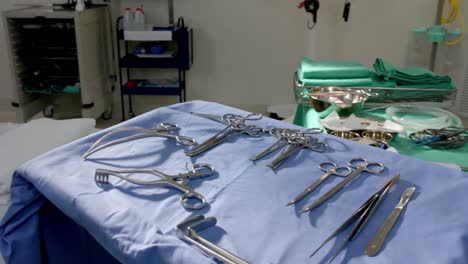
[309,87,373,117]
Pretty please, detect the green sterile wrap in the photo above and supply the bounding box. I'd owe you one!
[300,77,373,87]
[374,58,454,88]
[298,57,372,80]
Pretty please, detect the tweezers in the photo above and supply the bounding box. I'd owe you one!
[310,173,400,263]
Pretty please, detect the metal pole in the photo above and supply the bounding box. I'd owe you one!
[429,0,445,71]
[168,0,174,25]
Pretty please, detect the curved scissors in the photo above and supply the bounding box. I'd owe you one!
[300,158,384,213]
[95,163,215,210]
[83,122,196,159]
[287,161,352,206]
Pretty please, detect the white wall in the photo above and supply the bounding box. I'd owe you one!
[313,0,437,66]
[120,0,309,114]
[0,0,466,120]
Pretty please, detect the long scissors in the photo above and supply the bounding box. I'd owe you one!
[287,162,352,206]
[83,122,196,159]
[186,113,265,156]
[95,163,215,210]
[309,173,399,264]
[300,158,384,213]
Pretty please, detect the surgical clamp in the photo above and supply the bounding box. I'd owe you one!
[83,122,197,159]
[185,113,265,156]
[95,163,215,210]
[176,214,249,264]
[267,135,328,170]
[300,158,384,213]
[309,173,399,263]
[250,127,323,161]
[287,161,352,206]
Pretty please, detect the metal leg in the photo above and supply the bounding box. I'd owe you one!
[120,93,125,121]
[183,71,187,102]
[128,95,134,118]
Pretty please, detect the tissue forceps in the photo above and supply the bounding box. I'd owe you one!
[287,162,352,206]
[83,122,196,159]
[95,163,215,210]
[186,113,265,156]
[309,173,399,264]
[300,158,384,213]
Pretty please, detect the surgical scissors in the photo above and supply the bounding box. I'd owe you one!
[185,113,265,156]
[300,158,384,213]
[95,163,215,210]
[287,162,352,206]
[83,122,197,159]
[309,173,399,264]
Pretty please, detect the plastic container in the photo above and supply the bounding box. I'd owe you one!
[405,27,430,68]
[385,105,463,132]
[124,8,134,30]
[134,7,145,30]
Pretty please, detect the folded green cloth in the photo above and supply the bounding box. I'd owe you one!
[301,77,373,87]
[373,58,453,88]
[298,57,371,80]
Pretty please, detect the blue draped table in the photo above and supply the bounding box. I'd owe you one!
[1,101,467,263]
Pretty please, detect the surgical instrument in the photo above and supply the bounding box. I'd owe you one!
[409,126,468,149]
[267,136,328,170]
[83,122,196,159]
[287,162,352,206]
[300,158,385,213]
[250,127,323,161]
[176,215,249,264]
[365,187,416,256]
[310,174,399,263]
[95,163,215,210]
[185,113,265,156]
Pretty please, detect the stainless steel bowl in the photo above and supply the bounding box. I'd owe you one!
[308,87,373,117]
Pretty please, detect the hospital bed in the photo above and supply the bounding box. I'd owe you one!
[0,101,467,263]
[0,118,97,219]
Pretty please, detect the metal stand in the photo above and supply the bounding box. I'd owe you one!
[429,0,445,71]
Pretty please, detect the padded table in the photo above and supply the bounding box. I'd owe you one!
[1,101,468,263]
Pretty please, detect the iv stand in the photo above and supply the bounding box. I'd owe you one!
[429,0,445,71]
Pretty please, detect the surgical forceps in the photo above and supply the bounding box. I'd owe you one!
[185,113,265,156]
[287,161,352,206]
[250,127,323,161]
[300,158,384,213]
[309,173,399,263]
[176,215,249,264]
[95,163,215,210]
[83,122,197,159]
[267,135,328,170]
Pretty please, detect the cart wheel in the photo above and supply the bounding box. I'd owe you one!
[101,108,112,120]
[42,106,54,118]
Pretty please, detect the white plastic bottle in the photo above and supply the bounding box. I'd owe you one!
[124,7,134,30]
[134,7,145,30]
[76,0,85,12]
